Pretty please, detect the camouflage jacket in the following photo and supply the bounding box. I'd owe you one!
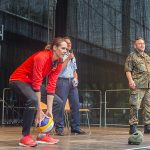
[124,49,150,88]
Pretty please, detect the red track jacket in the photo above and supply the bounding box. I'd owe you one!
[9,50,62,94]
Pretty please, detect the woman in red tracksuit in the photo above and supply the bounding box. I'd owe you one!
[9,37,67,147]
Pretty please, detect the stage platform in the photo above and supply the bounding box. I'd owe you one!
[0,126,150,150]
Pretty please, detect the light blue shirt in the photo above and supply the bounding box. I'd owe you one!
[59,53,77,78]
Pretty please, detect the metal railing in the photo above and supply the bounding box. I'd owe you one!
[1,88,102,127]
[2,88,10,124]
[3,87,145,127]
[0,96,4,124]
[2,88,25,125]
[104,89,130,127]
[104,89,143,127]
[79,90,102,127]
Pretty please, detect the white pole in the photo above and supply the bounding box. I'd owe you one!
[0,25,4,41]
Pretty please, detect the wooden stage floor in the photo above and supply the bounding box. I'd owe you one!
[0,126,150,150]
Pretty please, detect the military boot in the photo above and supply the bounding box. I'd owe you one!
[129,124,137,135]
[144,124,150,134]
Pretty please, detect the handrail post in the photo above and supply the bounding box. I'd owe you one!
[104,89,130,127]
[104,90,107,127]
[99,90,102,127]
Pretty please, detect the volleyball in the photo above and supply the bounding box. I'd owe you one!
[36,116,54,133]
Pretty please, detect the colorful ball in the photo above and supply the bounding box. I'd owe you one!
[36,116,54,133]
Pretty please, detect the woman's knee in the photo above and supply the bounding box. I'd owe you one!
[26,96,38,108]
[32,97,38,107]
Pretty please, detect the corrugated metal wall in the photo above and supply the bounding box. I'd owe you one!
[0,0,56,96]
[58,0,150,91]
[63,0,127,91]
[67,0,122,53]
[66,0,150,54]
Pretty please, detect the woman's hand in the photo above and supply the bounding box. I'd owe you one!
[35,109,45,126]
[45,110,53,118]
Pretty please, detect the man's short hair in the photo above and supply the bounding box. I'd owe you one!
[63,36,71,41]
[134,37,144,43]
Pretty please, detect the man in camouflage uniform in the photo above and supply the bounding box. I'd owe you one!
[125,37,150,134]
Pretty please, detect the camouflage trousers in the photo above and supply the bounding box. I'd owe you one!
[129,89,150,125]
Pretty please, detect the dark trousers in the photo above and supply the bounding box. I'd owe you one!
[9,80,38,136]
[55,78,80,132]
